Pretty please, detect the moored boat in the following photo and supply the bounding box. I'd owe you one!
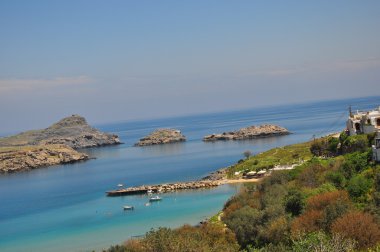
[123,205,134,210]
[149,196,162,202]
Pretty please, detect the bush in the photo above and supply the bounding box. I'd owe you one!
[296,162,328,188]
[291,191,351,235]
[340,151,370,179]
[325,171,346,189]
[347,175,372,200]
[331,211,380,249]
[291,231,356,252]
[285,189,305,216]
[223,206,264,247]
[341,135,369,154]
[112,224,240,252]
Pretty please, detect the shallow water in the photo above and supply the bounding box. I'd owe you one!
[0,96,379,251]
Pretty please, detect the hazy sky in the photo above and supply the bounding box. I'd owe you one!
[1,1,379,133]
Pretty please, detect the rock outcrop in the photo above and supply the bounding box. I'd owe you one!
[0,115,121,149]
[203,124,290,141]
[135,129,186,146]
[0,145,89,173]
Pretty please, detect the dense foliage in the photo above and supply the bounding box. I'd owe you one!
[104,224,240,252]
[222,133,380,251]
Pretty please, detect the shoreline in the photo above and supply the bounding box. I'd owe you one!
[106,164,299,196]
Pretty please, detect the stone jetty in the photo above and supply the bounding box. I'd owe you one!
[203,124,290,141]
[134,128,186,146]
[106,180,222,196]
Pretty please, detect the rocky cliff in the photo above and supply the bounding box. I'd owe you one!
[203,124,290,141]
[135,129,186,146]
[0,115,121,149]
[0,145,89,173]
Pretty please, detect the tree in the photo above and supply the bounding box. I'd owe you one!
[243,150,253,159]
[285,189,305,216]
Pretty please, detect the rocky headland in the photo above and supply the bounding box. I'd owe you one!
[0,145,89,173]
[0,115,121,149]
[203,124,290,141]
[0,115,121,173]
[135,128,186,146]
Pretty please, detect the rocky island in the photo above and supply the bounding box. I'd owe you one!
[0,115,121,173]
[203,124,290,141]
[0,114,121,149]
[0,145,88,173]
[135,128,186,146]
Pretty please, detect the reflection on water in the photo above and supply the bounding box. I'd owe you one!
[139,142,186,156]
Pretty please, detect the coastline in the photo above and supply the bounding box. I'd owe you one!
[3,95,377,252]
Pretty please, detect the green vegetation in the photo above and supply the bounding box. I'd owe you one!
[105,133,380,251]
[105,224,239,252]
[228,141,313,178]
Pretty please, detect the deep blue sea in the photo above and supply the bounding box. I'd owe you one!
[0,96,379,252]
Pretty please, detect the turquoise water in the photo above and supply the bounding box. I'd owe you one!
[0,96,379,251]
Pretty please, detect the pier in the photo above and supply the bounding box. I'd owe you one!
[106,180,222,197]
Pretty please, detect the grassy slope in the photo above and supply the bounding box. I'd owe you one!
[227,141,313,178]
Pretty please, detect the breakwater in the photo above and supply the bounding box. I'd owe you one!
[106,180,222,196]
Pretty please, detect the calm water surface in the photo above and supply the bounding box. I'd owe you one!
[0,96,379,252]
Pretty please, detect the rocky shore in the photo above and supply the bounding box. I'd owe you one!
[135,128,186,146]
[0,145,89,173]
[107,180,222,196]
[203,124,290,141]
[0,114,121,149]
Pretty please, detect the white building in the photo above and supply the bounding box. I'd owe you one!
[346,106,380,135]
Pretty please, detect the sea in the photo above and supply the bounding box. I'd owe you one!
[0,96,379,252]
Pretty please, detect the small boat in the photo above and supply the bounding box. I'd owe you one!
[117,184,124,187]
[123,205,134,210]
[147,189,153,194]
[149,196,162,202]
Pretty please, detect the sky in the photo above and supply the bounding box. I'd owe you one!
[0,0,380,134]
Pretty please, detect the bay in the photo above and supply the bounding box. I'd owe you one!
[0,96,379,252]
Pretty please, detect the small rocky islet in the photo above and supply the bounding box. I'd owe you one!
[203,124,290,141]
[0,115,121,173]
[134,128,186,146]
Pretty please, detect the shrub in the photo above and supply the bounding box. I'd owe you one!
[340,151,370,179]
[285,189,305,216]
[291,191,351,235]
[223,206,264,247]
[331,211,380,249]
[325,171,346,189]
[306,190,349,211]
[291,231,356,252]
[296,163,328,188]
[347,175,372,200]
[291,209,324,235]
[341,135,369,154]
[115,224,240,252]
[258,216,290,245]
